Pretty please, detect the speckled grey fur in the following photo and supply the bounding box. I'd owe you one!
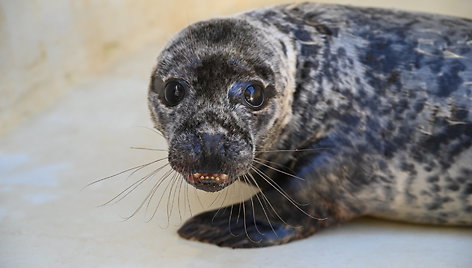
[148,3,472,248]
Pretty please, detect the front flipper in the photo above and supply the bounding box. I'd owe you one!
[178,201,305,248]
[177,182,338,248]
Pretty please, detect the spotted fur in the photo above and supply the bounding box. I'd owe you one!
[148,3,472,247]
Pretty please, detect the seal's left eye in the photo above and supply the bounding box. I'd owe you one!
[244,84,264,109]
[164,81,186,106]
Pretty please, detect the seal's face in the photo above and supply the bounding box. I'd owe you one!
[148,18,291,192]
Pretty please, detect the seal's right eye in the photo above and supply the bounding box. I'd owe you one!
[244,84,264,109]
[163,80,186,106]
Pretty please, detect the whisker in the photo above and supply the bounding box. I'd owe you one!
[166,173,180,224]
[100,163,170,207]
[176,176,184,223]
[255,148,328,153]
[251,166,326,221]
[130,146,168,152]
[240,177,262,244]
[170,173,182,223]
[126,156,168,180]
[185,180,193,218]
[211,186,230,222]
[220,186,230,213]
[84,158,166,189]
[123,168,174,221]
[228,200,238,237]
[243,175,264,237]
[251,165,304,206]
[247,172,293,230]
[245,174,276,235]
[144,169,174,219]
[193,186,204,210]
[253,157,297,174]
[253,159,305,181]
[136,125,165,137]
[154,172,178,227]
[209,189,223,208]
[236,181,243,224]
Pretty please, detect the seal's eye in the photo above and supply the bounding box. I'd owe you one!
[164,80,186,106]
[244,84,264,109]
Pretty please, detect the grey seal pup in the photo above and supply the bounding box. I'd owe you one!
[147,3,472,248]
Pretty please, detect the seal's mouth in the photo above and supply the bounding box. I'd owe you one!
[186,172,230,192]
[189,173,229,183]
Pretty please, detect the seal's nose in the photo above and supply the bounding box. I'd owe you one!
[201,133,223,156]
[199,133,224,173]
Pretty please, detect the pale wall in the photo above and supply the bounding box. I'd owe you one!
[1,0,471,136]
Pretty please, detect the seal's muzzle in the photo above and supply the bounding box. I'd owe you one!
[168,131,252,192]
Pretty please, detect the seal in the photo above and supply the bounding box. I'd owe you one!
[147,3,472,248]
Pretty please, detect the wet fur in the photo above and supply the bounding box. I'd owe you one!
[148,3,472,248]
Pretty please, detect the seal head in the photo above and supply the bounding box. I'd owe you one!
[148,18,292,192]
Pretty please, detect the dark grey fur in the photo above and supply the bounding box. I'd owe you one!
[148,3,472,248]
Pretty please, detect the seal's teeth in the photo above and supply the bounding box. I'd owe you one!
[190,173,229,182]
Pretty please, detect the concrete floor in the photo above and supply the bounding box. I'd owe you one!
[1,39,472,268]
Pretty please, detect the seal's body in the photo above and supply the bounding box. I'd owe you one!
[148,3,472,248]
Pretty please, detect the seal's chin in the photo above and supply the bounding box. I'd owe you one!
[186,172,231,192]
